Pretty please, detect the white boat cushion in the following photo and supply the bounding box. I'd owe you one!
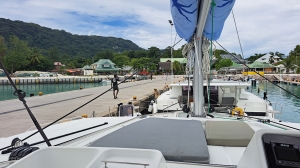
[205,120,254,147]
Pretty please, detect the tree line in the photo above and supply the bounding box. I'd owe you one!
[0,35,185,74]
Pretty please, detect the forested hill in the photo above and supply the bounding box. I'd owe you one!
[0,18,142,57]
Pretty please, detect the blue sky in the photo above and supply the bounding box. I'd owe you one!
[0,0,299,58]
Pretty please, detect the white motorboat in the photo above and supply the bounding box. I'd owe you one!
[1,1,299,168]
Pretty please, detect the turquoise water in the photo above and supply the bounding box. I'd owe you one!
[247,82,300,123]
[0,83,106,101]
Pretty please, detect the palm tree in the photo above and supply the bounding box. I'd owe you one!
[30,47,41,64]
[281,57,296,73]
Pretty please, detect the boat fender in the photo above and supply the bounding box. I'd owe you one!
[182,104,190,113]
[148,102,153,113]
[231,107,244,116]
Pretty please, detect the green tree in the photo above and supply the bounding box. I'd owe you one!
[135,50,148,58]
[95,50,114,60]
[30,47,41,64]
[247,53,266,63]
[173,60,182,75]
[148,47,160,58]
[215,59,233,70]
[172,48,183,58]
[48,46,60,62]
[0,36,7,62]
[130,58,141,71]
[113,54,130,68]
[4,36,30,73]
[281,56,296,73]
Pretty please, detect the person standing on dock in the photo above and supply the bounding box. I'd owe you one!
[111,74,119,99]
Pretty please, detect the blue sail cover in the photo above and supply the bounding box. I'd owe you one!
[170,0,198,42]
[170,0,235,42]
[203,0,236,40]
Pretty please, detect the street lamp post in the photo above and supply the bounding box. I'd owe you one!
[168,20,173,84]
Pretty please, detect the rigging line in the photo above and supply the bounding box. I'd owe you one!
[231,10,245,59]
[172,38,183,48]
[215,41,300,100]
[0,61,52,147]
[4,45,175,147]
[174,33,178,46]
[20,68,145,142]
[208,1,216,113]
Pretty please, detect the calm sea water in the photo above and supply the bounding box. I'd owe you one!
[0,83,106,101]
[247,82,300,123]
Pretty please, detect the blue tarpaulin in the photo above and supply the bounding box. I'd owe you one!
[170,0,235,42]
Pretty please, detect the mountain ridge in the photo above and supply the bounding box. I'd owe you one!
[0,18,143,57]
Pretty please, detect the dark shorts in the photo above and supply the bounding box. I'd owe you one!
[113,86,119,91]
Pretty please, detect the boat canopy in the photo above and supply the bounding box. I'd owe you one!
[170,0,235,42]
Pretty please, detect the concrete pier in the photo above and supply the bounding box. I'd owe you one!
[0,75,178,138]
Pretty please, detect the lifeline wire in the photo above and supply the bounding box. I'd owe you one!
[215,41,300,100]
[0,38,184,151]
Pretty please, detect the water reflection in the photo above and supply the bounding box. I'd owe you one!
[247,81,300,123]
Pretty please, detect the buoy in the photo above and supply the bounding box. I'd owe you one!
[80,86,83,90]
[148,100,154,113]
[81,114,88,118]
[38,92,43,96]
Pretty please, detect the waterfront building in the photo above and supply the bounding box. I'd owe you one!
[81,65,93,76]
[254,53,282,64]
[91,59,120,74]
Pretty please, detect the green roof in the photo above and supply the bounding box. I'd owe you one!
[81,65,92,70]
[93,59,116,65]
[160,58,187,63]
[247,61,274,68]
[92,59,120,72]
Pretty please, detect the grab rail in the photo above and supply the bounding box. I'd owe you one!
[102,160,149,168]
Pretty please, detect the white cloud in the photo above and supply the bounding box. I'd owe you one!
[218,0,300,57]
[0,0,299,55]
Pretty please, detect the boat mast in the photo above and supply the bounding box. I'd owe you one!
[193,0,211,116]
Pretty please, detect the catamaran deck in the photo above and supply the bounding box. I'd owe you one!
[0,76,175,138]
